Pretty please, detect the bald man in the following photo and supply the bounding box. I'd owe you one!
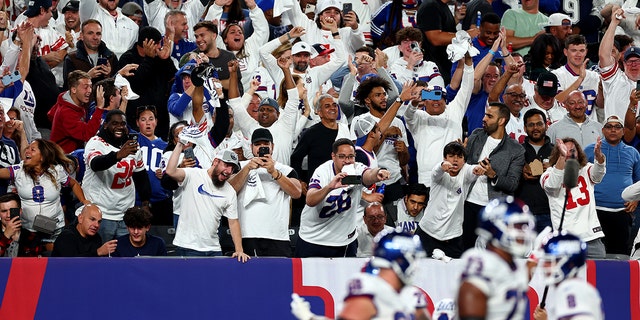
[52,204,117,257]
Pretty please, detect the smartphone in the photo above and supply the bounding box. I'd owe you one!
[258,146,269,157]
[636,80,640,91]
[97,57,108,66]
[421,89,442,101]
[128,134,138,142]
[410,41,421,53]
[342,3,352,14]
[342,175,362,185]
[1,71,19,86]
[183,147,195,160]
[481,158,490,166]
[9,208,19,220]
[305,3,315,14]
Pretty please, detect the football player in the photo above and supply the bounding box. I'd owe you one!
[457,197,537,320]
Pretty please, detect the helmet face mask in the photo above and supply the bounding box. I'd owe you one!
[369,231,426,284]
[540,233,586,285]
[478,197,536,257]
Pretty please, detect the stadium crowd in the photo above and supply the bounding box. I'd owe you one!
[0,0,639,265]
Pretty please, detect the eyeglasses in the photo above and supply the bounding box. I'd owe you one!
[137,105,157,116]
[336,154,355,160]
[603,124,623,130]
[525,121,545,128]
[626,59,640,66]
[504,92,526,99]
[365,215,386,221]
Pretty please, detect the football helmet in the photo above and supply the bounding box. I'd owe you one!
[540,232,587,285]
[432,298,457,320]
[477,196,536,257]
[368,230,426,284]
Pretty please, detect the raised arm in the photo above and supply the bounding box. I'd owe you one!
[599,6,622,69]
[165,142,187,183]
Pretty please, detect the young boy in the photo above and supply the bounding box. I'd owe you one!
[415,141,485,258]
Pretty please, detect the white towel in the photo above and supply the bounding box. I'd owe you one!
[243,170,267,206]
[446,30,480,63]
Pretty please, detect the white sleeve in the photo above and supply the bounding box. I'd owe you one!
[79,0,98,21]
[228,96,259,138]
[622,180,640,201]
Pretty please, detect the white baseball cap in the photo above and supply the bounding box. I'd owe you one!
[292,41,313,55]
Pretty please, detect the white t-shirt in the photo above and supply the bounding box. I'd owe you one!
[172,168,238,252]
[82,136,145,220]
[237,161,295,241]
[600,61,635,120]
[421,163,478,240]
[299,160,368,246]
[467,136,500,206]
[394,198,424,235]
[9,163,69,231]
[355,222,394,257]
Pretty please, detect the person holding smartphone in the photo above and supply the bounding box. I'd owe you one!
[228,128,302,257]
[0,193,23,257]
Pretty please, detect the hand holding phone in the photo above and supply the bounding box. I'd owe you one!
[258,146,269,158]
[9,208,19,220]
[342,3,352,14]
[183,147,195,160]
[341,175,362,185]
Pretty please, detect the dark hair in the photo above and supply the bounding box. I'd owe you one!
[355,46,375,59]
[481,12,501,25]
[443,141,466,159]
[355,77,391,106]
[402,183,428,197]
[105,109,126,124]
[523,108,547,124]
[376,0,408,48]
[81,19,102,31]
[529,33,562,70]
[0,193,21,208]
[5,107,24,151]
[314,9,345,29]
[165,120,189,152]
[24,139,74,188]
[221,23,247,59]
[194,21,218,34]
[223,0,245,23]
[123,207,153,228]
[91,78,117,107]
[332,138,355,154]
[564,34,586,48]
[614,34,634,52]
[395,27,422,44]
[549,137,588,168]
[489,102,511,126]
[137,26,162,47]
[68,70,91,88]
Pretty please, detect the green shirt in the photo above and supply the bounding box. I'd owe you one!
[501,9,548,56]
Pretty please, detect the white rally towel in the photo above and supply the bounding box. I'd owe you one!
[446,30,480,62]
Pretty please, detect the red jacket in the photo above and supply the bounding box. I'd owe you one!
[48,92,105,153]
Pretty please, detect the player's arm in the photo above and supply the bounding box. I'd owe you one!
[338,296,377,320]
[457,282,488,320]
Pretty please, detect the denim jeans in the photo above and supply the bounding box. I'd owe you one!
[99,219,128,241]
[175,247,222,257]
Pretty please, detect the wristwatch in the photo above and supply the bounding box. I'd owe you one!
[395,97,403,104]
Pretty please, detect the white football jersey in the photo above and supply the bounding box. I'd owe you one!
[541,164,605,242]
[9,163,69,231]
[82,137,145,220]
[299,160,368,246]
[549,278,604,320]
[343,273,414,319]
[552,66,600,120]
[457,248,530,320]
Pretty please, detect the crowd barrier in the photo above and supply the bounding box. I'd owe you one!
[0,257,637,319]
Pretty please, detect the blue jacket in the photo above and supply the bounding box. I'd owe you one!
[585,140,640,209]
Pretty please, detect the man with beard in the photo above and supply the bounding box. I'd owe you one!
[548,90,602,147]
[165,145,250,262]
[515,109,554,232]
[488,62,528,142]
[82,110,151,241]
[80,0,139,59]
[352,76,409,213]
[63,19,118,90]
[49,71,113,153]
[463,102,525,250]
